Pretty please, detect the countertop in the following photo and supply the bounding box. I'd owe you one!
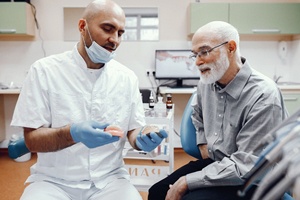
[160,84,300,94]
[277,82,300,90]
[0,88,20,94]
[278,85,300,90]
[1,84,300,95]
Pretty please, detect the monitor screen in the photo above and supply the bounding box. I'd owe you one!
[155,50,200,87]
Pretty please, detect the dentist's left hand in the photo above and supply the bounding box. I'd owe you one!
[136,129,168,152]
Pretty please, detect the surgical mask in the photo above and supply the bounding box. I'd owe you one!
[83,23,116,64]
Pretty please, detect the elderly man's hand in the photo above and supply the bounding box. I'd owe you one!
[165,176,188,200]
[199,144,209,159]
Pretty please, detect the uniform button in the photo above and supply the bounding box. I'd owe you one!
[214,132,217,136]
[218,114,222,117]
[208,149,212,153]
[221,96,224,99]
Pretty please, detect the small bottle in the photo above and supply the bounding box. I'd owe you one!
[155,96,166,117]
[149,91,155,109]
[166,94,173,111]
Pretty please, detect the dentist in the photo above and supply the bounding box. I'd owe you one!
[11,1,167,200]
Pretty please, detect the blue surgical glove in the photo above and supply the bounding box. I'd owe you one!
[136,128,168,152]
[70,121,119,148]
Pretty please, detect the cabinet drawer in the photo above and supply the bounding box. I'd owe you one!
[0,2,35,36]
[282,93,300,115]
[189,3,300,35]
[190,3,229,34]
[230,3,300,35]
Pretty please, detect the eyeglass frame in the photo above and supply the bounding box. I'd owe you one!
[189,41,229,60]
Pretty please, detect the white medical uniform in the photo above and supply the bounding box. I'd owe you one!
[11,45,146,200]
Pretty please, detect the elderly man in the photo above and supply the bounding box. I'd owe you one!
[148,21,287,200]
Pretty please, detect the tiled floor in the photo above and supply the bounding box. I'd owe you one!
[0,149,196,200]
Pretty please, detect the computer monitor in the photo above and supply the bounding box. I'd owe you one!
[155,49,200,88]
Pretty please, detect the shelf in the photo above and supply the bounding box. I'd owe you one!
[124,151,170,161]
[159,86,196,94]
[123,105,174,191]
[123,141,170,161]
[0,89,21,94]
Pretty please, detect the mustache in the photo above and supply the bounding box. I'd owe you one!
[103,43,117,51]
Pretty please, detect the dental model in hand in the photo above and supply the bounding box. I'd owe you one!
[104,125,124,138]
[141,125,164,138]
[136,125,168,152]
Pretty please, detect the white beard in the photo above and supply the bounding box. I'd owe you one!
[199,52,230,84]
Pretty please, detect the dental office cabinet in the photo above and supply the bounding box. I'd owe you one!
[123,104,175,192]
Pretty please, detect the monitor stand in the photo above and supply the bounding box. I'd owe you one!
[169,79,195,88]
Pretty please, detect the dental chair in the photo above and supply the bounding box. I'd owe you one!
[180,92,294,200]
[8,137,30,160]
[180,92,202,160]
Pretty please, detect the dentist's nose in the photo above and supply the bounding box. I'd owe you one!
[108,33,120,47]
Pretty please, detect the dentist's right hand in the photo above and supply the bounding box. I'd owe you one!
[70,120,119,148]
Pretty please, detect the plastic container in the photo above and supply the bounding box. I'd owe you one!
[155,96,166,117]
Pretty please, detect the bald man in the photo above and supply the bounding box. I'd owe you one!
[148,21,288,200]
[11,0,167,199]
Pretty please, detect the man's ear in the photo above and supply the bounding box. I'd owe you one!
[78,19,86,34]
[228,40,237,53]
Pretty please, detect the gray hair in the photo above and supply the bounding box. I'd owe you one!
[196,21,242,64]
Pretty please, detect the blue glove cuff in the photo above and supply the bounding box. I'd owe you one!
[70,123,79,143]
[135,126,145,149]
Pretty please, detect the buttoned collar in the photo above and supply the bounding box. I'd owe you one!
[211,57,252,100]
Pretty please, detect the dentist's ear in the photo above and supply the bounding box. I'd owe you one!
[78,19,87,33]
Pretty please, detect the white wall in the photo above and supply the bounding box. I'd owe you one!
[0,0,300,86]
[0,0,300,141]
[290,39,300,81]
[0,0,193,88]
[240,40,293,82]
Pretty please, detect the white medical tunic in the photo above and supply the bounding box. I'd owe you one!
[11,45,146,189]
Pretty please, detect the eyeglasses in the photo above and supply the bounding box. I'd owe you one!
[189,41,228,60]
